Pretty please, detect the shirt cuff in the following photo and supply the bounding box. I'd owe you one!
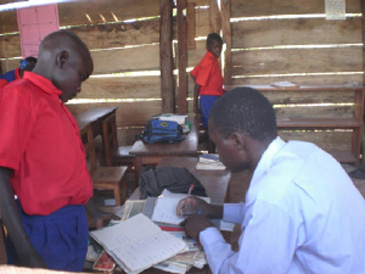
[199,226,225,247]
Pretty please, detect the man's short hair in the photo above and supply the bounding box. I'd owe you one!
[207,33,223,46]
[210,87,278,142]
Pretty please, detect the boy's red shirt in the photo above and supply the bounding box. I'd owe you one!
[0,72,93,215]
[190,51,224,96]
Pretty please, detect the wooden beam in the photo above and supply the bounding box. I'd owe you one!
[221,0,232,86]
[160,0,175,113]
[187,2,196,50]
[209,0,221,33]
[177,0,188,114]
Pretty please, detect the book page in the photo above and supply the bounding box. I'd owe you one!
[90,213,185,273]
[151,189,211,225]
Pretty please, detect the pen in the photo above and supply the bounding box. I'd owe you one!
[186,184,194,199]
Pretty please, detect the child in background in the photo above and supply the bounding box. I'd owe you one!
[190,33,224,152]
[0,56,37,88]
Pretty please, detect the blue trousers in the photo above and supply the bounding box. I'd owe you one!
[6,202,88,272]
[200,95,220,128]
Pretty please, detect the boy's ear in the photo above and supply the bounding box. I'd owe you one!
[230,132,245,150]
[56,50,69,68]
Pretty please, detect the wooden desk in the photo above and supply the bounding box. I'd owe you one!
[129,116,200,181]
[158,157,230,204]
[75,107,117,136]
[113,156,230,274]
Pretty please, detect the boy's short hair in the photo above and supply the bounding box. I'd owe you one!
[207,33,223,46]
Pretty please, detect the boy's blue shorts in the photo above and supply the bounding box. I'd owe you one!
[200,95,220,128]
[6,202,88,272]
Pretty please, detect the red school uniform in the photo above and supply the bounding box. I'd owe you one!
[0,71,93,215]
[190,51,224,96]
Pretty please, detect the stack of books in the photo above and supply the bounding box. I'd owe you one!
[196,154,226,170]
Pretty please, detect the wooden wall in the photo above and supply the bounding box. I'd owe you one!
[0,0,211,145]
[0,0,363,154]
[229,0,362,86]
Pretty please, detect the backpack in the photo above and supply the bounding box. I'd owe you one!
[139,166,207,199]
[141,119,184,144]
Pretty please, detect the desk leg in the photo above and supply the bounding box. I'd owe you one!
[134,157,142,185]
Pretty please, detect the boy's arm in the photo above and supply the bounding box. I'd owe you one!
[193,82,201,115]
[0,167,46,267]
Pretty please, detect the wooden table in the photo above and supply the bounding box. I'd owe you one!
[75,107,117,136]
[129,116,200,181]
[115,156,229,274]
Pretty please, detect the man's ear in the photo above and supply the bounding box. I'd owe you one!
[56,50,69,68]
[231,132,245,150]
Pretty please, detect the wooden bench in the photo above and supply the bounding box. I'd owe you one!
[225,85,365,164]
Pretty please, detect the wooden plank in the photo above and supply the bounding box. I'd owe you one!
[177,0,188,114]
[232,17,362,49]
[209,0,221,33]
[0,0,160,34]
[278,130,352,152]
[73,19,160,50]
[273,105,354,120]
[195,8,210,37]
[231,0,361,17]
[160,0,175,113]
[259,89,357,105]
[66,100,162,127]
[0,18,160,58]
[231,47,362,75]
[91,44,160,74]
[117,127,144,146]
[231,75,363,86]
[80,76,161,99]
[187,2,196,50]
[187,40,207,67]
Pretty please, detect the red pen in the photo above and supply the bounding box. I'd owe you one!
[186,184,194,199]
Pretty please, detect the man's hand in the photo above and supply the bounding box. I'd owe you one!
[183,215,213,240]
[176,196,209,217]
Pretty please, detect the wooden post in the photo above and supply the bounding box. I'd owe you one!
[177,0,188,114]
[209,0,221,33]
[160,0,175,113]
[187,2,196,50]
[221,0,232,86]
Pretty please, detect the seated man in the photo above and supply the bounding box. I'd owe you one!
[0,56,37,88]
[177,87,365,273]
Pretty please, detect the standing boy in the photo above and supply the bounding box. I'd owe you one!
[0,30,117,271]
[190,33,224,152]
[0,57,37,88]
[177,87,365,273]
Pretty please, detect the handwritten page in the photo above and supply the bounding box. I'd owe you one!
[151,189,211,225]
[90,213,185,274]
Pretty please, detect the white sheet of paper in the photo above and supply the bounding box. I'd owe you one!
[151,189,211,225]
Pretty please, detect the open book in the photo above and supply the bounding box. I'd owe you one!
[89,213,185,274]
[151,189,211,225]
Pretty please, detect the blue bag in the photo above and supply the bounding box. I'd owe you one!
[142,119,184,144]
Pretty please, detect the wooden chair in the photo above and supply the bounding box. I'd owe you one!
[101,114,135,170]
[80,124,128,206]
